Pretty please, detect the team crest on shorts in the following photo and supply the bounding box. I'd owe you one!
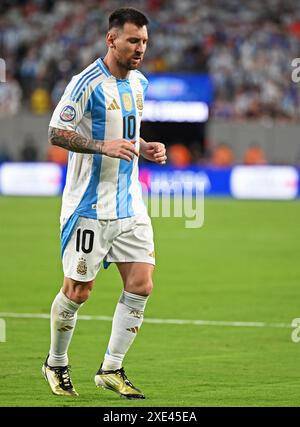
[60,105,76,122]
[76,257,87,276]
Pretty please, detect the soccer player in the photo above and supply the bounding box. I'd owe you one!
[42,7,166,399]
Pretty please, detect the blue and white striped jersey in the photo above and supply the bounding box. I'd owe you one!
[50,58,148,223]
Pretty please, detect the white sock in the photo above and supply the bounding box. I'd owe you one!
[48,290,81,367]
[102,290,149,371]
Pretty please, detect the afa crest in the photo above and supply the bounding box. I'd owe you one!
[122,93,132,112]
[76,257,87,276]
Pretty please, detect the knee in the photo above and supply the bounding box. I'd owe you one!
[143,279,153,296]
[72,285,92,304]
[126,277,153,297]
[63,278,94,304]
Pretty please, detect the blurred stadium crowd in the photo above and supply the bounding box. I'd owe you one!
[1,0,300,121]
[1,0,300,166]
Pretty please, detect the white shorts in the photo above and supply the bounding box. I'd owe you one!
[61,214,155,281]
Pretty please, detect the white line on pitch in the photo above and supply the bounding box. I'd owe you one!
[0,312,291,329]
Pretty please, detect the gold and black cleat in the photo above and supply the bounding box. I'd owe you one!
[42,356,78,396]
[94,364,145,399]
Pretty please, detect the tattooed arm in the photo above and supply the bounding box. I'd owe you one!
[48,127,139,162]
[48,127,104,154]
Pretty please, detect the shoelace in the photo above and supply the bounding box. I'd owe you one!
[116,368,135,388]
[54,366,73,390]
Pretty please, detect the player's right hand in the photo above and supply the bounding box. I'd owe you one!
[102,139,139,162]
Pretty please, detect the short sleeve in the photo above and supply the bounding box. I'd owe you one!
[140,76,149,99]
[49,77,88,131]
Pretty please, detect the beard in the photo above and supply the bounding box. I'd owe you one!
[117,56,143,71]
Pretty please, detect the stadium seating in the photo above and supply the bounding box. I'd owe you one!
[1,0,299,121]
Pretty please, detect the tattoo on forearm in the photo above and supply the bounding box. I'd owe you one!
[48,127,103,154]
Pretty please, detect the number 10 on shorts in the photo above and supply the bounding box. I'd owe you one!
[76,228,95,254]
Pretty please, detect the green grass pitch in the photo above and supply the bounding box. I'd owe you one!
[0,196,299,407]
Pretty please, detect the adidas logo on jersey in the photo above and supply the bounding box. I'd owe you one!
[108,99,120,110]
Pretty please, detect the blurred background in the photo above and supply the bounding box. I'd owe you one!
[0,0,300,199]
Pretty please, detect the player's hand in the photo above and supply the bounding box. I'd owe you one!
[140,141,167,164]
[102,139,139,162]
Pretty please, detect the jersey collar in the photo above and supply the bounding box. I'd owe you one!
[96,58,132,81]
[96,58,112,77]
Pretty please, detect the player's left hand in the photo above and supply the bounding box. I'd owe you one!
[140,141,167,164]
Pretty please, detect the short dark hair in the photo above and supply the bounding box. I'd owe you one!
[108,7,149,30]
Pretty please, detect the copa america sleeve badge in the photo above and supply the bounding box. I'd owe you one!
[60,105,76,122]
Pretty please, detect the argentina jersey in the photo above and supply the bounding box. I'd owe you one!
[49,58,148,226]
